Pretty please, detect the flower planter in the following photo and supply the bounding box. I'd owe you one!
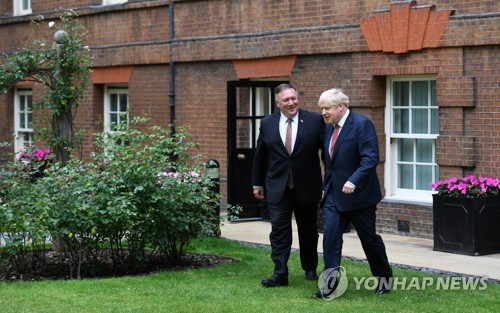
[433,194,500,256]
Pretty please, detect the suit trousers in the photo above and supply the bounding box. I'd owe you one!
[322,191,392,278]
[267,187,319,275]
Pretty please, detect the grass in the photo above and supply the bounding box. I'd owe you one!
[1,237,499,313]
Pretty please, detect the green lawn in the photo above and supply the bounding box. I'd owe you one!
[1,238,499,313]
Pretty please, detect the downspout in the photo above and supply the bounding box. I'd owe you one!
[169,0,176,137]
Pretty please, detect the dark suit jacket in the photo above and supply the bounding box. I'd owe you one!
[252,109,325,204]
[323,112,382,212]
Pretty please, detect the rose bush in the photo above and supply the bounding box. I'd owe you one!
[1,121,221,278]
[17,147,53,181]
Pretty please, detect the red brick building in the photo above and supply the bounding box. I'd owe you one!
[1,0,499,238]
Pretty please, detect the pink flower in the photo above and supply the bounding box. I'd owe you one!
[33,148,52,161]
[188,171,200,178]
[432,176,499,198]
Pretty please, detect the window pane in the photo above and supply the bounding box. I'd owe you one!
[254,119,261,148]
[431,108,439,134]
[416,139,433,162]
[27,95,33,110]
[236,88,251,117]
[19,112,25,128]
[411,81,428,106]
[393,109,409,133]
[416,165,433,190]
[398,164,413,189]
[119,113,128,126]
[19,132,32,146]
[393,81,409,107]
[398,138,413,162]
[27,113,33,128]
[110,113,118,131]
[430,80,437,106]
[22,0,30,10]
[412,109,428,134]
[119,94,128,112]
[19,97,25,111]
[110,94,117,111]
[430,80,439,134]
[255,87,271,116]
[236,119,252,149]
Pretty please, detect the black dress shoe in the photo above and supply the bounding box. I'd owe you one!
[261,273,289,287]
[305,271,318,281]
[311,290,324,299]
[375,286,390,295]
[375,277,392,295]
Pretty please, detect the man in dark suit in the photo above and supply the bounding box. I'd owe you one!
[252,83,325,287]
[312,88,392,298]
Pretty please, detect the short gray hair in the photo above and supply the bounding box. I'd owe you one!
[275,83,296,99]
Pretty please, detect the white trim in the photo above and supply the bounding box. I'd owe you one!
[104,85,129,133]
[13,0,32,16]
[13,87,33,155]
[102,0,127,5]
[384,75,438,203]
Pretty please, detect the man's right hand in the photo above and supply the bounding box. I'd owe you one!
[253,187,265,200]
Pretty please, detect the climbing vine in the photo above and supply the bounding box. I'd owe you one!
[0,9,92,164]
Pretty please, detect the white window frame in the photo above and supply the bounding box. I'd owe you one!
[384,75,439,203]
[102,0,127,5]
[14,87,34,155]
[13,0,32,16]
[104,85,129,133]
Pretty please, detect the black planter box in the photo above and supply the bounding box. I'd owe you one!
[433,194,500,256]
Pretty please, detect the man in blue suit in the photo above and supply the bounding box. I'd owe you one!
[252,83,325,287]
[312,88,392,298]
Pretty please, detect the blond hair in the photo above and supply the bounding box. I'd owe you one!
[318,88,350,108]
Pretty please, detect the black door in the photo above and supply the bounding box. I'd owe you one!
[227,81,286,219]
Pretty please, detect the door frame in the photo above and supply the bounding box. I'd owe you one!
[227,80,286,219]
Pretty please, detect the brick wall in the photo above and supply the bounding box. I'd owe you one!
[1,0,499,238]
[0,22,34,51]
[128,65,171,130]
[31,1,97,12]
[0,92,14,164]
[174,61,237,179]
[463,46,500,177]
[377,200,434,239]
[82,6,170,47]
[173,0,498,40]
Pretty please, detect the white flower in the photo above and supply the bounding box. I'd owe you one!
[48,21,55,28]
[40,43,46,47]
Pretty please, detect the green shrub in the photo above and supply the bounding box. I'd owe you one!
[0,122,220,278]
[0,166,51,274]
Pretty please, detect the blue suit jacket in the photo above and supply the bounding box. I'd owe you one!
[323,112,382,211]
[252,109,325,204]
